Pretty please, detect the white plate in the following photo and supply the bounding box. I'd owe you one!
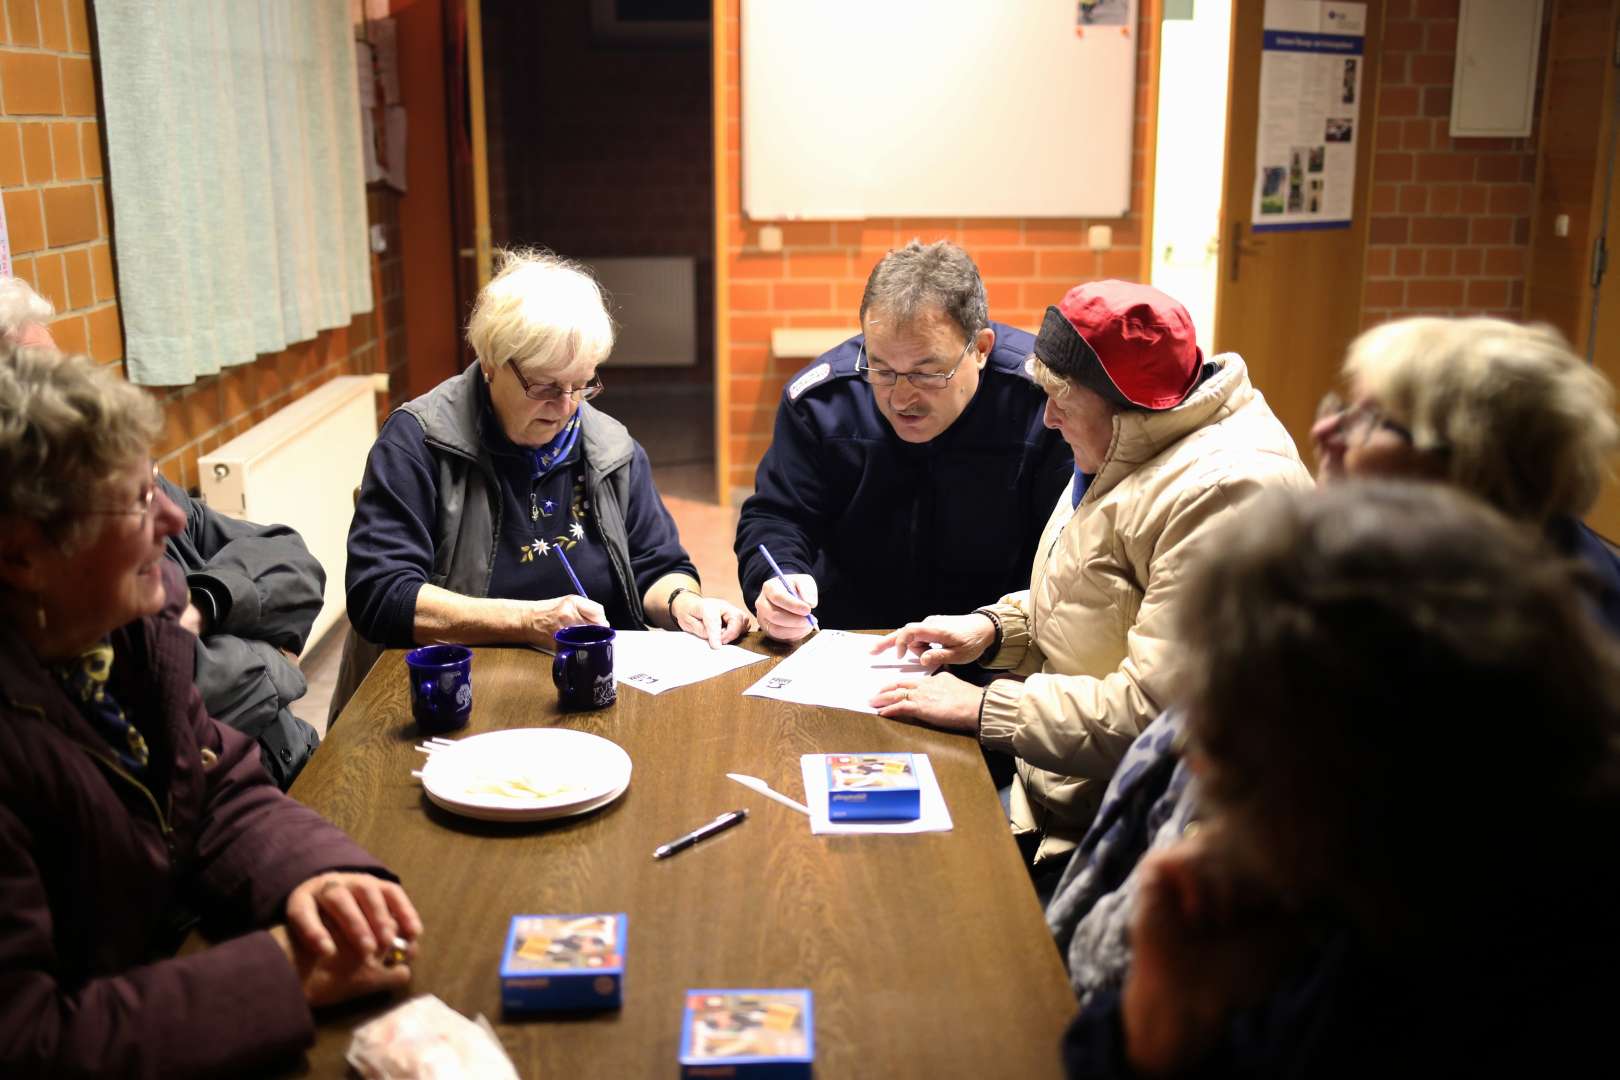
[419,728,632,823]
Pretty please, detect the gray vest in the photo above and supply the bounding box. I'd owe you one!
[330,363,646,724]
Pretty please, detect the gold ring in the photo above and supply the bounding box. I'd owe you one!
[382,935,408,967]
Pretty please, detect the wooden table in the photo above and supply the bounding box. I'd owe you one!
[287,636,1076,1077]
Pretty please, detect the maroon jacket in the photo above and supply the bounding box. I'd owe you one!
[0,606,393,1078]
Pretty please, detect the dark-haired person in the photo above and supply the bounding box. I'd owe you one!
[1064,481,1620,1076]
[0,344,422,1077]
[734,239,1072,639]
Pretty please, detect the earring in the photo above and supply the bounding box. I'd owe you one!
[35,601,47,631]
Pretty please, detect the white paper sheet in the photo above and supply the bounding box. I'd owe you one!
[741,629,927,715]
[799,753,953,835]
[611,630,768,695]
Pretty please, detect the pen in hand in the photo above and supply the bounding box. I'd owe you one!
[756,544,818,631]
[554,546,589,599]
[653,809,748,859]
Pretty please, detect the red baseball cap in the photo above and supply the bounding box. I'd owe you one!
[1033,280,1204,411]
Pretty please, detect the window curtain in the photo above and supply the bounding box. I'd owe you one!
[96,1,372,386]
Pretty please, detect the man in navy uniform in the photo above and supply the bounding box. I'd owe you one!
[735,241,1072,639]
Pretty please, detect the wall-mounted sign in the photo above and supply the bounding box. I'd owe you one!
[1251,1,1367,232]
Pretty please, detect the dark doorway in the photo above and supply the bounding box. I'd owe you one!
[480,0,715,503]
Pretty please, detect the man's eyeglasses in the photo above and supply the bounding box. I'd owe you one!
[855,338,975,390]
[509,362,605,403]
[86,463,161,528]
[1316,391,1413,446]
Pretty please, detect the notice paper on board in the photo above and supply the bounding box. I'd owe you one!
[1251,1,1368,232]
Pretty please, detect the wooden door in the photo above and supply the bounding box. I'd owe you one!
[1213,0,1386,459]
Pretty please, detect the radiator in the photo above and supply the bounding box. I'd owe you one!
[199,376,381,653]
[587,256,696,367]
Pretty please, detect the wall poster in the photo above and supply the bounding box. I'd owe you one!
[1251,1,1367,232]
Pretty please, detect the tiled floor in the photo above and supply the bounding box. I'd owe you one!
[296,380,743,737]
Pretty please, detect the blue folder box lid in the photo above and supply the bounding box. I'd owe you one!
[825,752,921,821]
[500,913,625,1013]
[679,989,813,1078]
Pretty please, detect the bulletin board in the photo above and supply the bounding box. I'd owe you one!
[740,0,1139,221]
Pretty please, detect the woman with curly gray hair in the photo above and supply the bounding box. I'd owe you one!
[0,344,423,1076]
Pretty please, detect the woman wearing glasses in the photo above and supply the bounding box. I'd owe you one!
[337,250,747,716]
[0,346,422,1076]
[1311,315,1620,630]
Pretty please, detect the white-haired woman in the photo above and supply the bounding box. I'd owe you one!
[0,346,421,1076]
[0,275,57,347]
[336,249,746,716]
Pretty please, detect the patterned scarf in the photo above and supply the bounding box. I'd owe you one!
[50,640,150,775]
[531,412,582,481]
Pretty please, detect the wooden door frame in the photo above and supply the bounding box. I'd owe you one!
[712,0,731,506]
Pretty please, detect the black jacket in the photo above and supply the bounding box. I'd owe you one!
[735,322,1072,629]
[158,477,323,788]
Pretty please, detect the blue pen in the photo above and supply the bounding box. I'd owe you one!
[756,543,817,630]
[554,546,589,599]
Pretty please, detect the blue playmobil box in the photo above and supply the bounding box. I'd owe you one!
[825,752,921,821]
[499,913,625,1013]
[679,989,813,1078]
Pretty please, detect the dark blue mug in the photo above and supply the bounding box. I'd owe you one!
[552,625,616,710]
[404,644,473,733]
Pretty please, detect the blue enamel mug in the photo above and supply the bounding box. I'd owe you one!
[552,625,616,710]
[404,644,473,733]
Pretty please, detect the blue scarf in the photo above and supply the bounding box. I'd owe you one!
[530,413,582,481]
[1072,469,1093,508]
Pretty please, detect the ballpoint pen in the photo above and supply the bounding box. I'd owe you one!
[756,543,818,631]
[554,545,589,599]
[653,809,749,859]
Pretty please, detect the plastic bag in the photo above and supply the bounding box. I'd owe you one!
[346,994,519,1080]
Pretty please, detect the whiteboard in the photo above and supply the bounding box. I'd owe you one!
[741,0,1139,220]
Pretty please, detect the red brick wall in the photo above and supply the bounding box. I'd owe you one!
[1361,0,1543,327]
[0,0,407,493]
[715,0,1155,496]
[0,0,114,357]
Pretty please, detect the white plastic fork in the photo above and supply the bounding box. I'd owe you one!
[413,737,459,756]
[726,772,811,816]
[411,737,460,779]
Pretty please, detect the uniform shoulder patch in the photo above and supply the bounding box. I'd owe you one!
[788,362,831,401]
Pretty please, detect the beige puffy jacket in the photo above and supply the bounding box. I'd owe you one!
[977,355,1312,867]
